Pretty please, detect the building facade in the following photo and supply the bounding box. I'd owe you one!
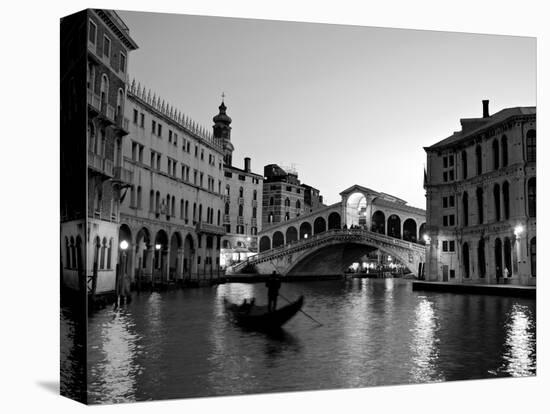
[262,164,324,227]
[84,10,138,295]
[118,82,227,284]
[424,101,536,285]
[211,101,264,267]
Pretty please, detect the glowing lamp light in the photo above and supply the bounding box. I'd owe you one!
[304,234,309,239]
[247,237,251,242]
[155,244,162,250]
[423,234,431,243]
[119,240,129,250]
[514,225,524,237]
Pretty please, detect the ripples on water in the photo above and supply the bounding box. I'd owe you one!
[62,279,536,404]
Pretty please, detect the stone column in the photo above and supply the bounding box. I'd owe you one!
[177,248,184,280]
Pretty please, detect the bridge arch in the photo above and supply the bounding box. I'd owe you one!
[314,216,326,234]
[403,218,417,243]
[284,239,423,276]
[418,222,426,244]
[328,212,341,229]
[273,231,284,248]
[259,236,271,252]
[286,226,298,243]
[346,192,367,227]
[299,222,312,239]
[387,214,401,239]
[371,210,385,234]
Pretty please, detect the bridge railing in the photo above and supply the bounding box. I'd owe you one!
[230,228,426,273]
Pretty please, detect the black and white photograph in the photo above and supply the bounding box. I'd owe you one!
[57,7,540,405]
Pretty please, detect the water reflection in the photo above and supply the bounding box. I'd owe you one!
[502,304,536,376]
[88,308,143,403]
[69,280,536,404]
[409,297,443,382]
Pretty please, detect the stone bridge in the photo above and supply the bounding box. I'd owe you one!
[231,184,427,276]
[231,228,427,276]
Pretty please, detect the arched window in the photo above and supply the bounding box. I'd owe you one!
[217,210,220,226]
[100,74,109,110]
[476,187,484,224]
[75,236,82,271]
[149,190,154,212]
[99,128,106,156]
[495,238,503,279]
[492,139,500,170]
[70,237,76,269]
[180,199,184,219]
[155,191,160,213]
[269,197,274,206]
[526,129,536,162]
[285,212,290,221]
[171,197,175,217]
[65,237,71,268]
[238,205,243,217]
[199,204,203,222]
[462,191,469,227]
[527,178,536,217]
[253,190,257,201]
[107,239,113,269]
[224,202,230,215]
[252,207,257,218]
[476,145,482,175]
[284,198,290,207]
[530,237,536,277]
[88,122,96,153]
[503,237,512,276]
[296,200,301,209]
[185,201,189,220]
[130,186,136,207]
[493,183,501,222]
[100,237,107,269]
[478,238,486,278]
[137,186,142,209]
[268,212,273,223]
[501,135,508,167]
[462,242,470,278]
[502,181,510,219]
[239,187,244,198]
[251,227,257,235]
[461,150,468,179]
[166,194,171,216]
[193,203,196,221]
[116,88,124,117]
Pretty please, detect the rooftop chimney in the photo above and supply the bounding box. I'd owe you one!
[244,157,251,173]
[482,100,490,118]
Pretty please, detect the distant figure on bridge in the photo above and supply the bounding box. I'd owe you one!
[503,267,509,279]
[266,271,282,312]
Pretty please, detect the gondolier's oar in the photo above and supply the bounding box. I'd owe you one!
[279,293,323,327]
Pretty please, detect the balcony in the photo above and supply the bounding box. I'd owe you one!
[87,89,101,112]
[88,151,113,178]
[113,166,134,186]
[238,197,245,205]
[195,222,226,235]
[237,216,244,225]
[113,113,130,135]
[252,199,258,208]
[251,218,257,227]
[223,214,230,223]
[223,195,230,203]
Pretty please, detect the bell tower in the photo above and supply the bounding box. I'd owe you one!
[213,94,234,166]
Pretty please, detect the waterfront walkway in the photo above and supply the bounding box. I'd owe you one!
[412,281,536,298]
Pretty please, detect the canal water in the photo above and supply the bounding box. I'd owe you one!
[63,279,536,404]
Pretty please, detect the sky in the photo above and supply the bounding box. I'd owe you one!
[117,10,536,208]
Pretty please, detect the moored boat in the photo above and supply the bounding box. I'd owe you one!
[223,295,304,331]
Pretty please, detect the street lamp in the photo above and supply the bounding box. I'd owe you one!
[120,240,129,251]
[423,234,431,245]
[514,225,524,238]
[118,240,129,300]
[304,234,308,239]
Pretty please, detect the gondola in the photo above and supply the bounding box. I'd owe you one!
[223,295,304,331]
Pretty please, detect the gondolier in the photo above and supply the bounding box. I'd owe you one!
[266,271,282,312]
